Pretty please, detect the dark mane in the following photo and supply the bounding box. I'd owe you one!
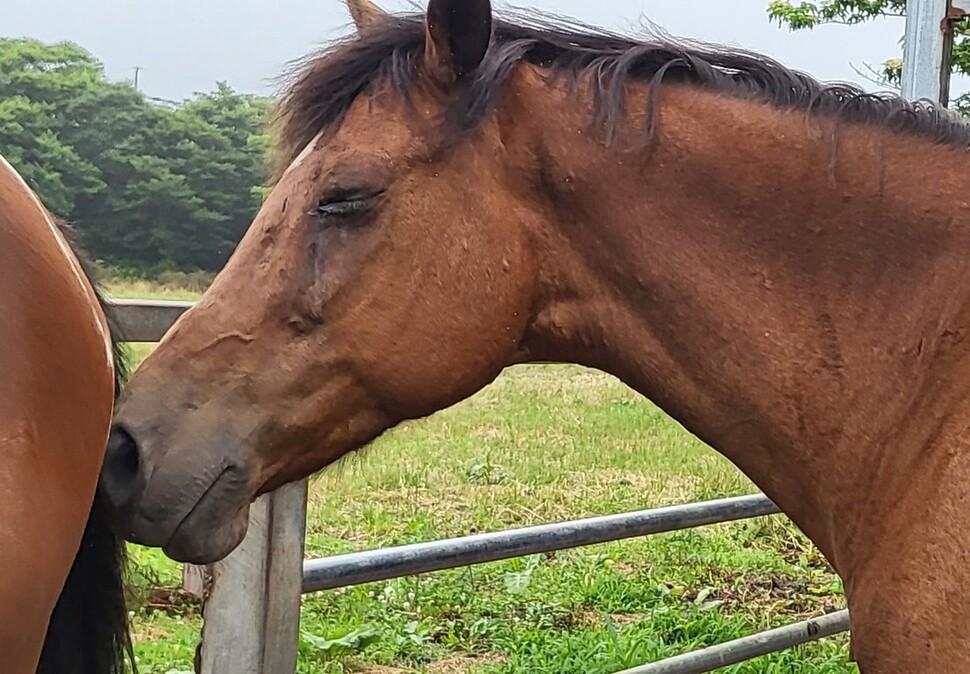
[273,9,970,172]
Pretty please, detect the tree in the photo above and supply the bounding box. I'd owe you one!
[0,39,107,215]
[163,84,273,269]
[77,83,273,271]
[767,1,970,114]
[0,38,273,272]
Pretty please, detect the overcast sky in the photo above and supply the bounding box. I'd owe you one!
[4,0,924,103]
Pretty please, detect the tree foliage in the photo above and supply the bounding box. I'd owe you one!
[0,38,272,272]
[768,1,970,113]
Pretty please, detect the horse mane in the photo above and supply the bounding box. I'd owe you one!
[37,219,135,674]
[272,9,970,176]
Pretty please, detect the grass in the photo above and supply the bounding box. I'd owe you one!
[103,277,204,302]
[112,280,856,674]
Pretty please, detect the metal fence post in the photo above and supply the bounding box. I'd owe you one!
[194,480,308,674]
[901,0,962,104]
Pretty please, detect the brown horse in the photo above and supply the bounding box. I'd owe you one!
[102,0,970,670]
[0,153,133,674]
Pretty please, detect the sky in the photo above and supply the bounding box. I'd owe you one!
[2,0,930,104]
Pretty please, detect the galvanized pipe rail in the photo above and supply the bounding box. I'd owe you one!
[302,494,781,593]
[617,610,851,674]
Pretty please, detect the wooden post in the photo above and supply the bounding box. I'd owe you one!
[188,480,309,674]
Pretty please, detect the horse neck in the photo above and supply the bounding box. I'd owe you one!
[514,78,970,651]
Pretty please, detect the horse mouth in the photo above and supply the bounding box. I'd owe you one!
[162,467,252,564]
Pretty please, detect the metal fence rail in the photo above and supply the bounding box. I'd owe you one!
[302,495,781,593]
[617,610,851,674]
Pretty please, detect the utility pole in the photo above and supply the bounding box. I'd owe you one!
[132,66,143,91]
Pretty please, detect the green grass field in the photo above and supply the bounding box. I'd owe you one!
[112,281,856,674]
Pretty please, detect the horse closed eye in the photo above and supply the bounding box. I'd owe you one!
[309,191,384,223]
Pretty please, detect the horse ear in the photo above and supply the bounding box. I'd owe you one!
[423,0,492,85]
[345,0,385,31]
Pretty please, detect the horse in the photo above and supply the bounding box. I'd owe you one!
[100,0,970,670]
[0,152,133,673]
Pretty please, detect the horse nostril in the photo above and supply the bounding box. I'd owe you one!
[102,424,144,506]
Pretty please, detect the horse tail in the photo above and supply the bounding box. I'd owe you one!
[36,489,136,674]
